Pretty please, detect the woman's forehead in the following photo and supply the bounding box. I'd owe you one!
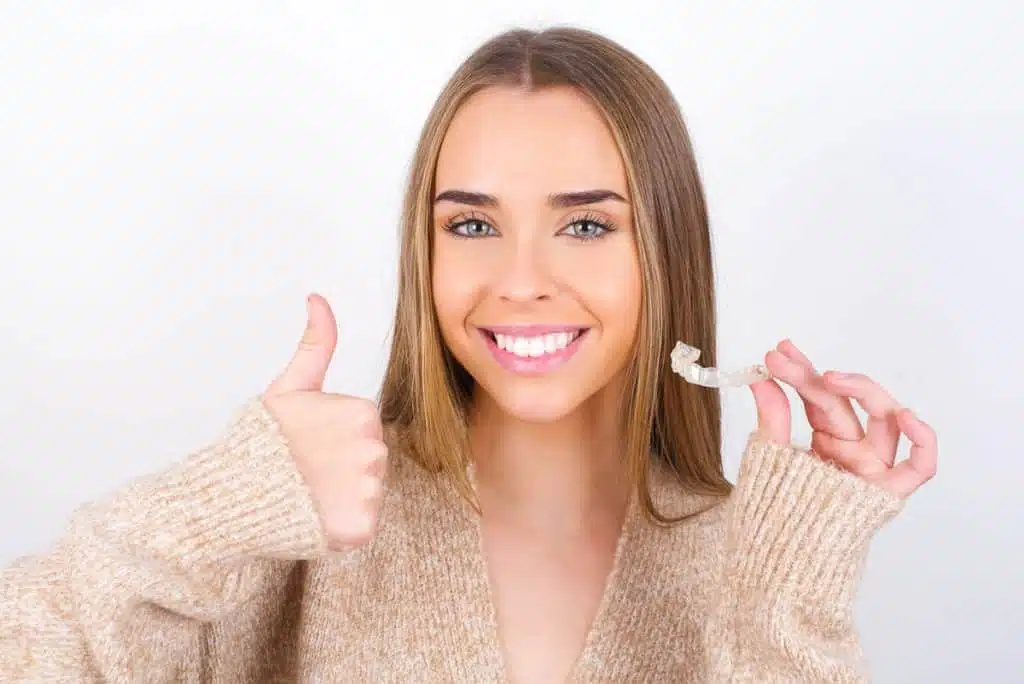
[434,85,628,200]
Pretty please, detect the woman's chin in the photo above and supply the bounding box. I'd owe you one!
[484,385,590,424]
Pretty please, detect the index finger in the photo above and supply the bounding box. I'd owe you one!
[766,347,864,441]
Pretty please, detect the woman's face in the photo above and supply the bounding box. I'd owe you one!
[432,85,642,423]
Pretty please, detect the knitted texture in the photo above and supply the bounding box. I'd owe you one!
[0,399,903,682]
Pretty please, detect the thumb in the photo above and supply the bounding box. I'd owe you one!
[749,377,791,446]
[268,293,338,395]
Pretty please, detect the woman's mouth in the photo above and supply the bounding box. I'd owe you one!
[477,325,589,376]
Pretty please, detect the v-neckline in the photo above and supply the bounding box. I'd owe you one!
[456,474,641,682]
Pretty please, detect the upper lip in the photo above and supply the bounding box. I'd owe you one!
[477,324,589,336]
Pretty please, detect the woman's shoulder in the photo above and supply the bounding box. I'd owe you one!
[645,456,732,525]
[380,426,453,500]
[371,429,476,543]
[315,435,478,587]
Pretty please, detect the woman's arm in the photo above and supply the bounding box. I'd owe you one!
[0,399,327,681]
[698,340,936,682]
[702,435,904,682]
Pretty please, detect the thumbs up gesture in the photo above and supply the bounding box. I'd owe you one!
[262,294,388,549]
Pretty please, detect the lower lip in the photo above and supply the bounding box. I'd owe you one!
[481,330,588,376]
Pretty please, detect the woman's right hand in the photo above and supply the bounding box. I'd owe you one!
[262,293,387,550]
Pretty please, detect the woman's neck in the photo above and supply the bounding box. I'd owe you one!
[468,387,631,537]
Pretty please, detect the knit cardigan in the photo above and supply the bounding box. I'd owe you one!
[0,398,903,682]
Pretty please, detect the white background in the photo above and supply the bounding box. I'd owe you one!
[0,2,1020,681]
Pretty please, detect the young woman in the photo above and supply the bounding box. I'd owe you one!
[0,27,937,682]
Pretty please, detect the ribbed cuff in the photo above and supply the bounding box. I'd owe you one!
[113,397,328,569]
[729,432,904,605]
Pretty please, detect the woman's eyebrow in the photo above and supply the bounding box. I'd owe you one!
[433,188,627,208]
[433,190,498,207]
[547,189,627,208]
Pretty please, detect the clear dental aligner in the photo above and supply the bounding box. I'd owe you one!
[670,341,771,388]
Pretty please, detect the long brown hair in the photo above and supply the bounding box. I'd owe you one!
[378,26,728,523]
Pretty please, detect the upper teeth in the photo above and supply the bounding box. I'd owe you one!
[494,331,580,357]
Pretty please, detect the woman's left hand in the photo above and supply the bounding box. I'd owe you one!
[750,339,937,499]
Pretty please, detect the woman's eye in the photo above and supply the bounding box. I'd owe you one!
[562,219,608,240]
[449,220,497,238]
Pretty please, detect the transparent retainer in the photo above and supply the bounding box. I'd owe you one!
[670,342,771,388]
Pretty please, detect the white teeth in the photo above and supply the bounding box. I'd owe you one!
[492,330,581,358]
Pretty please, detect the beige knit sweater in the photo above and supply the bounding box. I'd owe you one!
[0,398,904,682]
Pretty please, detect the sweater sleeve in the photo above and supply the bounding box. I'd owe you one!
[0,398,328,682]
[702,433,904,683]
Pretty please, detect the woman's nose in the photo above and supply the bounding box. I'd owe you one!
[494,239,555,303]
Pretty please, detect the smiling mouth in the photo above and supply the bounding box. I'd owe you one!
[476,326,589,374]
[481,327,586,357]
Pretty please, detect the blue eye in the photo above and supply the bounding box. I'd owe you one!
[562,219,610,240]
[447,219,497,238]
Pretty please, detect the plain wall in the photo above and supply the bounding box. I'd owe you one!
[0,2,1020,681]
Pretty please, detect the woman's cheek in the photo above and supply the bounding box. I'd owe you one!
[562,242,641,323]
[432,245,493,337]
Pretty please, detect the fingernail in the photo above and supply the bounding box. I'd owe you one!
[828,371,850,381]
